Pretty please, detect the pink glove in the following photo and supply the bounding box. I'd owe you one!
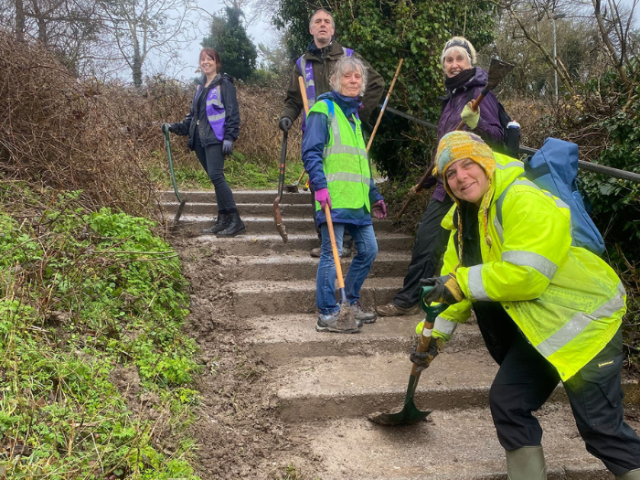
[315,188,332,210]
[371,200,387,219]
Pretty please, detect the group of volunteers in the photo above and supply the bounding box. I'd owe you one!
[163,7,640,480]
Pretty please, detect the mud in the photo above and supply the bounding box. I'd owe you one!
[171,237,321,480]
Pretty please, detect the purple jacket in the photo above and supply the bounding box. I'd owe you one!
[425,67,503,202]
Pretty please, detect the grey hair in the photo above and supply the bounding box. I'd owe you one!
[330,56,368,96]
[309,8,335,29]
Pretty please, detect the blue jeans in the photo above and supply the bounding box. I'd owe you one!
[316,223,378,314]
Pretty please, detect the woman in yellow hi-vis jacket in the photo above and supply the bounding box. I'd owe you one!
[411,130,640,480]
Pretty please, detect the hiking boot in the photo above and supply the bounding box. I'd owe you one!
[375,302,419,317]
[316,310,361,333]
[310,246,351,258]
[216,212,245,237]
[201,213,231,235]
[350,302,377,324]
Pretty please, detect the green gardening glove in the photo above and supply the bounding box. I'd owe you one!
[461,101,480,130]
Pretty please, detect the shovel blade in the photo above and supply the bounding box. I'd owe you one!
[284,183,299,193]
[173,200,186,225]
[486,58,515,92]
[368,398,431,426]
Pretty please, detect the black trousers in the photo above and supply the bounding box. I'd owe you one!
[490,327,640,475]
[193,136,237,213]
[392,194,454,308]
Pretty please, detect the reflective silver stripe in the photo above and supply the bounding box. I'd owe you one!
[326,172,370,185]
[502,250,558,280]
[536,282,626,358]
[206,98,223,107]
[493,214,504,243]
[434,316,457,336]
[325,145,369,157]
[207,113,225,122]
[307,80,315,87]
[495,161,523,170]
[468,265,491,301]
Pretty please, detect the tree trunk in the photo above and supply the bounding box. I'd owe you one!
[15,0,25,41]
[132,41,143,87]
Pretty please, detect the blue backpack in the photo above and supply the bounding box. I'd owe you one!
[511,138,605,255]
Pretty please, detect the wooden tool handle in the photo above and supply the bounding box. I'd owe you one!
[298,76,310,115]
[367,58,404,152]
[324,203,345,289]
[296,169,306,184]
[455,92,486,131]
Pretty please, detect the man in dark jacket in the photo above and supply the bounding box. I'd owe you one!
[279,8,385,257]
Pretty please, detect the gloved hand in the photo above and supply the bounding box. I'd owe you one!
[278,117,292,132]
[222,139,233,155]
[315,188,332,210]
[410,336,443,370]
[460,101,480,130]
[161,123,173,134]
[420,273,465,305]
[371,200,387,219]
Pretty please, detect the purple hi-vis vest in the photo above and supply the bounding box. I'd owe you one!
[195,84,225,141]
[296,47,353,130]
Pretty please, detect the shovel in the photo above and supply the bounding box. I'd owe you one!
[368,286,448,426]
[273,130,289,243]
[285,169,306,193]
[396,58,514,219]
[163,124,187,225]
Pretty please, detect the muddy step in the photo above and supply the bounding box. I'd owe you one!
[244,315,483,365]
[190,233,414,255]
[159,190,313,205]
[174,215,396,235]
[231,278,404,317]
[275,350,640,423]
[220,252,412,281]
[301,406,630,479]
[164,201,314,217]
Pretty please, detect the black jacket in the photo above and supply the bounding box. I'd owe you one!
[171,73,241,149]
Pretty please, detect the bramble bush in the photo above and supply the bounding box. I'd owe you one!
[0,183,200,479]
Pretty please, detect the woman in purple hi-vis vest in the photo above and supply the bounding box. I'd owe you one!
[164,47,244,237]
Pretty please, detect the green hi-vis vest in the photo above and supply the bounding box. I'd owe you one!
[308,99,372,213]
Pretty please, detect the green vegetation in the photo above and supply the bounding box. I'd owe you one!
[0,184,200,479]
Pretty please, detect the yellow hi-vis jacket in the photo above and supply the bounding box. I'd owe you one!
[430,153,626,381]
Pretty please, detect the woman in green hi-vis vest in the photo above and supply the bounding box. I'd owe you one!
[302,55,387,334]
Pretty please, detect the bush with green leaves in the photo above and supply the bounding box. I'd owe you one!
[274,0,495,179]
[0,184,200,479]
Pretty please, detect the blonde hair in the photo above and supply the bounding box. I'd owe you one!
[440,36,477,67]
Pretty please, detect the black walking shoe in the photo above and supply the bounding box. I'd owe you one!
[201,213,231,235]
[216,212,245,237]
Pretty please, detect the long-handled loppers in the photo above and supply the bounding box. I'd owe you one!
[163,124,187,225]
[396,58,514,219]
[368,286,448,425]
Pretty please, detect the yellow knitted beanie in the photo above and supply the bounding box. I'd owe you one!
[435,131,496,182]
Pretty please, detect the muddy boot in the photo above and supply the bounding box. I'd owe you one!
[201,213,230,235]
[310,247,322,258]
[350,302,376,324]
[617,469,640,480]
[316,311,361,333]
[216,212,245,237]
[506,446,547,480]
[375,302,419,317]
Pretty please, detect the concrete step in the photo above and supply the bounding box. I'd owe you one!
[159,190,313,205]
[245,315,483,365]
[174,215,396,235]
[275,349,640,423]
[301,406,632,479]
[220,252,412,282]
[164,201,314,217]
[231,277,404,317]
[190,233,415,255]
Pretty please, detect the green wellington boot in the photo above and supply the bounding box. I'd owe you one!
[617,468,640,479]
[506,446,547,480]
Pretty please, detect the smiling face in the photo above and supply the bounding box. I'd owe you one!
[309,10,335,48]
[443,47,472,78]
[200,53,217,77]
[445,158,489,205]
[336,67,363,97]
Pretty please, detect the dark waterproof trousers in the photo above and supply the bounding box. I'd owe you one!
[392,194,454,308]
[193,135,237,214]
[490,327,640,476]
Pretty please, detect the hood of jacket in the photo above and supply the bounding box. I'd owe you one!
[316,91,363,119]
[195,73,233,88]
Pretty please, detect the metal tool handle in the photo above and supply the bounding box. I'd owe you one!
[163,126,182,204]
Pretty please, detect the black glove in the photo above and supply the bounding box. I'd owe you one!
[420,273,464,305]
[222,139,233,155]
[278,117,292,132]
[410,337,443,370]
[162,123,174,134]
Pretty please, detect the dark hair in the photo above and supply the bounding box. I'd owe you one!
[199,48,222,71]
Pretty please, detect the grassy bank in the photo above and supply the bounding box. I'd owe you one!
[0,183,200,480]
